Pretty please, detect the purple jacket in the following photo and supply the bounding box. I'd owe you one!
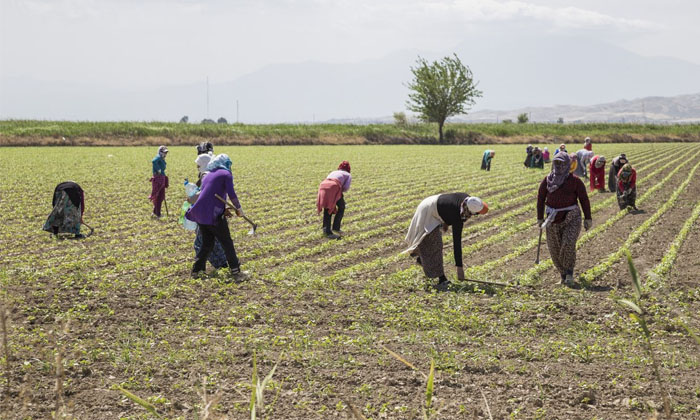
[185,169,240,226]
[327,170,351,192]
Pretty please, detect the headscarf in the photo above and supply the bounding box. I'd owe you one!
[460,196,488,221]
[207,153,232,172]
[559,144,566,150]
[594,155,606,168]
[195,153,212,174]
[158,146,168,158]
[196,142,214,155]
[617,153,628,166]
[547,152,571,192]
[619,163,633,180]
[338,161,351,173]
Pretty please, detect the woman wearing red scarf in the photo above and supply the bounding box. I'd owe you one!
[317,161,352,239]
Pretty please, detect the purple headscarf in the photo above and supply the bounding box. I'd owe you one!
[546,152,571,192]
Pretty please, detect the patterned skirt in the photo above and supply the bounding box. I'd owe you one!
[417,227,445,278]
[43,191,81,235]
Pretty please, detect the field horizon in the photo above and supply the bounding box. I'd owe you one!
[2,120,700,147]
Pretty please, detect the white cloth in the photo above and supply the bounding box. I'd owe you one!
[195,153,213,174]
[403,195,444,254]
[542,204,579,229]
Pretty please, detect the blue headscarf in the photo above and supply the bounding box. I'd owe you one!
[207,154,232,172]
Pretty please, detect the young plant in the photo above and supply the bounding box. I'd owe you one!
[250,351,281,420]
[379,345,446,420]
[1,304,9,393]
[615,251,672,418]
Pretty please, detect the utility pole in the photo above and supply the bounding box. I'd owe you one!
[206,76,210,118]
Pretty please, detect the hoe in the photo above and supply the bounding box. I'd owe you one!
[214,194,258,235]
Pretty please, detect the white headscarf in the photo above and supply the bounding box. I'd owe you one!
[195,153,212,174]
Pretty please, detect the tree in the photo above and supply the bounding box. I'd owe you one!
[517,113,529,124]
[406,54,482,143]
[393,112,408,126]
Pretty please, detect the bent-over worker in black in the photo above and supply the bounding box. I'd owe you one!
[404,193,488,291]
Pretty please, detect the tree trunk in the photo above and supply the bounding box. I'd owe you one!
[438,121,444,143]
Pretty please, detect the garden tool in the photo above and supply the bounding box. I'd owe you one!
[215,194,257,235]
[535,226,543,264]
[81,221,95,238]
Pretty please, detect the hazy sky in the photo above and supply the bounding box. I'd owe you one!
[2,0,699,90]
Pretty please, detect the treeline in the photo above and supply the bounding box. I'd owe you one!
[1,120,700,146]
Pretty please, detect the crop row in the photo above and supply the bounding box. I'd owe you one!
[303,147,692,283]
[519,147,700,284]
[244,146,676,270]
[456,148,696,282]
[579,160,700,283]
[248,145,675,257]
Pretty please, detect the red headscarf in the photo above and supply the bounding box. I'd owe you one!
[338,161,351,173]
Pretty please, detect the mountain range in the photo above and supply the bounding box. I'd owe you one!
[2,32,700,122]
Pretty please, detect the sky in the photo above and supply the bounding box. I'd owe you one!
[1,0,699,120]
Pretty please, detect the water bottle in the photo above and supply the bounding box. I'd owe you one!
[184,178,198,198]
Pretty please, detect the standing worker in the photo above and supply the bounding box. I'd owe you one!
[190,143,229,270]
[616,164,638,211]
[584,137,593,152]
[150,146,169,218]
[528,147,544,169]
[481,150,495,171]
[185,154,250,281]
[317,161,352,240]
[404,193,488,291]
[608,154,629,193]
[542,147,551,163]
[589,155,606,192]
[524,145,534,168]
[537,153,592,286]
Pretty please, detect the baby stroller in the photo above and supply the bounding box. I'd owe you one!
[42,181,94,239]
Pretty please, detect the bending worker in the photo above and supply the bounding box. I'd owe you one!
[404,193,488,291]
[317,161,352,240]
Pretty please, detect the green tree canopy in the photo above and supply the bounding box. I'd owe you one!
[406,54,482,143]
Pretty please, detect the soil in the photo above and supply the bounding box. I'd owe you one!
[1,144,699,419]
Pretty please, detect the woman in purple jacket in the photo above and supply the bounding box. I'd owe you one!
[186,154,250,281]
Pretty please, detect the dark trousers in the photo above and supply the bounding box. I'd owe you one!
[153,189,165,216]
[192,216,240,273]
[323,195,345,233]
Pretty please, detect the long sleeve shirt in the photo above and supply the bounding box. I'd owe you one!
[537,176,592,223]
[152,156,166,176]
[185,169,240,226]
[437,192,469,267]
[326,170,352,192]
[589,156,606,190]
[617,169,637,192]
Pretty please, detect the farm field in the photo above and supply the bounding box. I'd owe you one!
[1,143,699,419]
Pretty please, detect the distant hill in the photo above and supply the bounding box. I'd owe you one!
[457,93,700,123]
[3,32,700,122]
